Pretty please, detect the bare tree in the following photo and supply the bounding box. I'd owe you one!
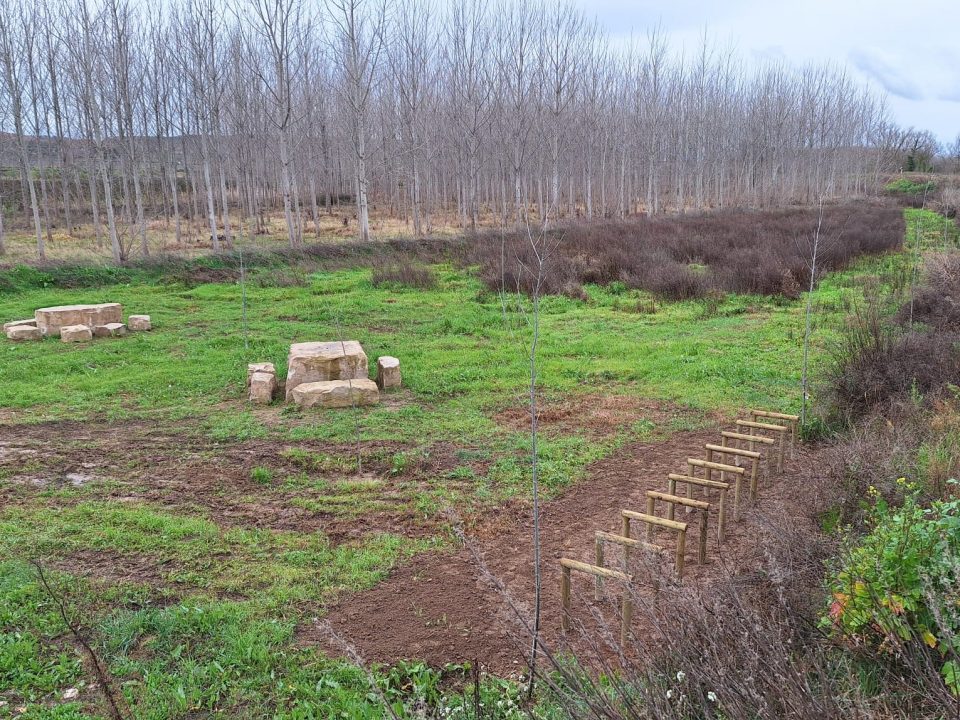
[0,0,45,259]
[328,0,385,243]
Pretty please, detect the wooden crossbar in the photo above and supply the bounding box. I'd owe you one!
[705,443,760,459]
[621,510,687,576]
[668,473,728,542]
[646,489,709,509]
[560,558,633,643]
[736,420,789,471]
[721,430,775,445]
[687,458,745,474]
[750,410,799,458]
[560,557,629,581]
[646,491,709,564]
[750,410,799,422]
[594,531,662,600]
[667,472,730,490]
[706,444,761,504]
[689,458,744,521]
[736,419,788,433]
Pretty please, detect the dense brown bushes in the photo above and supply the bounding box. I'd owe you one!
[897,252,960,330]
[478,204,904,300]
[821,252,960,426]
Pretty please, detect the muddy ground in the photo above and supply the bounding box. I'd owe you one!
[1,400,819,677]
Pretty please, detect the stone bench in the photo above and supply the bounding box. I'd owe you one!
[35,303,122,337]
[286,340,368,400]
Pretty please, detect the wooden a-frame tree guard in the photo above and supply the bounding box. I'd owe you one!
[749,410,800,458]
[735,419,790,472]
[645,490,710,564]
[687,457,746,520]
[593,531,662,600]
[721,430,776,477]
[621,509,688,577]
[668,472,729,542]
[705,443,761,501]
[559,557,633,645]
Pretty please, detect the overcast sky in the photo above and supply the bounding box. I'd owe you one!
[573,0,959,146]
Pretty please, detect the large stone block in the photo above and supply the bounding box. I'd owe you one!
[247,362,276,386]
[61,324,93,343]
[376,356,401,390]
[249,371,277,404]
[93,323,127,338]
[7,325,42,341]
[291,379,379,409]
[3,319,37,333]
[128,315,152,331]
[285,341,368,400]
[35,303,122,337]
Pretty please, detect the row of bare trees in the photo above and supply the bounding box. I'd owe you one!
[0,0,919,261]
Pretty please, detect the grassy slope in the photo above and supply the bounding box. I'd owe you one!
[1,210,948,719]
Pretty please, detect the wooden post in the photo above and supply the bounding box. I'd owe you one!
[698,508,708,564]
[561,563,571,632]
[676,528,686,578]
[594,536,604,600]
[717,487,726,543]
[667,476,677,521]
[621,590,633,646]
[646,495,656,543]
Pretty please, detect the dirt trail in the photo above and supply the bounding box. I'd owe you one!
[315,424,820,675]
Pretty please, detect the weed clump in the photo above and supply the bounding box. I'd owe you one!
[250,466,273,485]
[371,260,437,289]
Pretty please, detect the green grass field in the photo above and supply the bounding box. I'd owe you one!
[0,209,949,718]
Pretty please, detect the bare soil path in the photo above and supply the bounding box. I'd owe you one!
[315,424,821,675]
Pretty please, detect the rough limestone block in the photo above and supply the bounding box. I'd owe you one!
[7,325,42,341]
[35,304,122,337]
[3,319,37,333]
[286,341,368,400]
[247,362,276,386]
[128,315,152,331]
[93,323,128,338]
[61,324,93,343]
[291,379,379,409]
[376,356,401,390]
[249,371,277,404]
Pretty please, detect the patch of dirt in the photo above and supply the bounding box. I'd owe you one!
[49,548,183,592]
[0,419,444,542]
[317,423,823,675]
[493,395,711,438]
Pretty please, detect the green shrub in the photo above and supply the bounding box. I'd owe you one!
[886,178,936,195]
[823,481,960,693]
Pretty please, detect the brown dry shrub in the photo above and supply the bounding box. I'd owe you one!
[897,252,960,331]
[474,203,903,301]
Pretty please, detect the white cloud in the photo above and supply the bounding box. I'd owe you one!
[567,0,960,143]
[849,50,923,101]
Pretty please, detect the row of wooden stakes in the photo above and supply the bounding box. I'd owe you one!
[559,409,800,644]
